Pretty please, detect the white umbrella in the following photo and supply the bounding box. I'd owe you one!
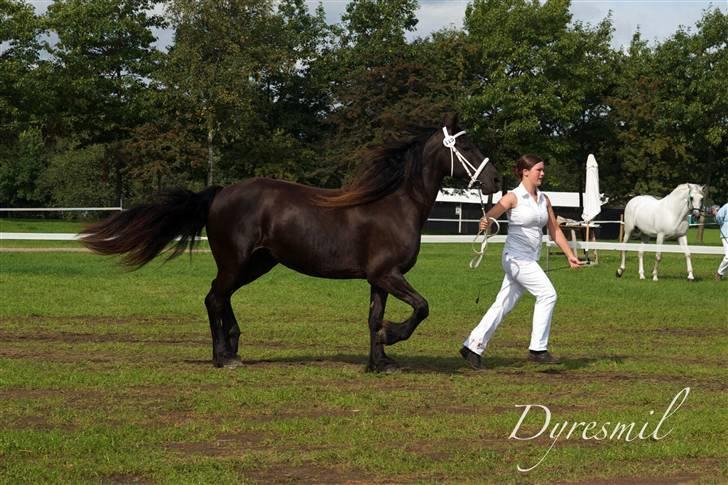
[581,154,602,223]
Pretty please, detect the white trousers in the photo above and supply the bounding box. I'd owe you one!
[718,237,728,276]
[464,253,557,355]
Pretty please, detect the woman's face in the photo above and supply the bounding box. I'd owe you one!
[523,162,545,186]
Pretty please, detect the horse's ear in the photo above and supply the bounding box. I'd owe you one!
[443,112,459,131]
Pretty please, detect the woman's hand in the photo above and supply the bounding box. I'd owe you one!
[567,254,583,269]
[479,217,490,232]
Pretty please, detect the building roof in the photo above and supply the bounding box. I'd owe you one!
[437,188,582,208]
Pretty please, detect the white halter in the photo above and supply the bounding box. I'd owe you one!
[442,127,490,189]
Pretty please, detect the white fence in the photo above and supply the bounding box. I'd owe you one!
[1,232,723,257]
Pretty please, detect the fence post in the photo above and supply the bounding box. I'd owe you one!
[696,214,705,242]
[618,214,624,243]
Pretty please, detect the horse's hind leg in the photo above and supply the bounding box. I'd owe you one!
[616,228,632,277]
[652,233,664,281]
[366,285,394,372]
[205,272,237,368]
[206,249,278,367]
[678,235,694,281]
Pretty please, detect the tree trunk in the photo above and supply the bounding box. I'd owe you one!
[207,120,215,186]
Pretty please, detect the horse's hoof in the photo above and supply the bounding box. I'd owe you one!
[376,327,395,346]
[616,269,623,278]
[366,359,401,374]
[223,357,243,369]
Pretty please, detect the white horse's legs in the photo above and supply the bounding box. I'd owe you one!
[652,233,664,281]
[638,234,649,280]
[616,228,632,277]
[678,235,694,280]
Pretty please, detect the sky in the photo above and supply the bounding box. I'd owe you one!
[21,0,727,51]
[312,0,726,49]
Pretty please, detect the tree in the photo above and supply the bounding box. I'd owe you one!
[45,0,166,202]
[220,0,337,186]
[0,0,45,144]
[655,9,727,201]
[325,0,464,184]
[0,127,48,206]
[162,0,273,185]
[0,1,53,206]
[610,8,727,201]
[461,0,616,194]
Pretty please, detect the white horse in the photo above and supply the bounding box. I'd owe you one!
[616,183,704,281]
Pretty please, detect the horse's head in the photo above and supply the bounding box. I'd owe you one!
[428,113,500,194]
[687,183,705,217]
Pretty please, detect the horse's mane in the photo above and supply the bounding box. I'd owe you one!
[314,126,435,208]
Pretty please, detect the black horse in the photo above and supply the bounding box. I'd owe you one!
[81,114,501,371]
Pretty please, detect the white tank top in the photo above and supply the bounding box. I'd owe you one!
[504,183,549,261]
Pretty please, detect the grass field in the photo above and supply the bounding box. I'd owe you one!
[1,238,727,483]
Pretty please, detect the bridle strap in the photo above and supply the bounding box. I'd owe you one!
[442,127,490,189]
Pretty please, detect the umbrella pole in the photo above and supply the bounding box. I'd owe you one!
[585,223,591,264]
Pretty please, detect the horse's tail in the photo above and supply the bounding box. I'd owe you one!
[80,186,222,268]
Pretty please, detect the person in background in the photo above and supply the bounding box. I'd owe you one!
[460,154,582,370]
[713,203,728,281]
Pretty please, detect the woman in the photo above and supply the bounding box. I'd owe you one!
[460,154,581,369]
[713,203,728,281]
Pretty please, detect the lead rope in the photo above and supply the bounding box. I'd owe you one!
[469,188,500,269]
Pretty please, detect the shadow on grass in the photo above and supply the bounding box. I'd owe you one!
[183,353,625,374]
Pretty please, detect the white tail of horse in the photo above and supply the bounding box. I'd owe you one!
[616,183,705,281]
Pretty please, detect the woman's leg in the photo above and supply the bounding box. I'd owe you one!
[463,255,524,354]
[509,259,557,351]
[718,237,728,278]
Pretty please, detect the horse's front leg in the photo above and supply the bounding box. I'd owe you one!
[366,285,395,372]
[677,235,694,281]
[652,233,664,281]
[370,270,429,348]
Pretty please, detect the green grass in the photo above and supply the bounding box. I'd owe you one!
[1,244,726,483]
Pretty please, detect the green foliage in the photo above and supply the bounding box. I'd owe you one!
[0,0,47,144]
[610,9,727,202]
[39,142,116,208]
[462,0,617,192]
[0,127,48,206]
[0,0,724,206]
[121,122,208,194]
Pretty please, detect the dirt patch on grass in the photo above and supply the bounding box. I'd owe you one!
[5,415,77,432]
[98,473,153,484]
[498,368,726,392]
[572,475,701,485]
[167,431,270,457]
[0,315,194,326]
[405,436,508,461]
[243,462,373,485]
[0,329,204,345]
[647,327,725,338]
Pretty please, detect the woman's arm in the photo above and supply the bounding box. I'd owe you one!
[545,196,582,269]
[479,192,516,231]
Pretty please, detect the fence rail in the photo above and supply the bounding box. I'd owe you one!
[1,232,723,255]
[0,207,122,212]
